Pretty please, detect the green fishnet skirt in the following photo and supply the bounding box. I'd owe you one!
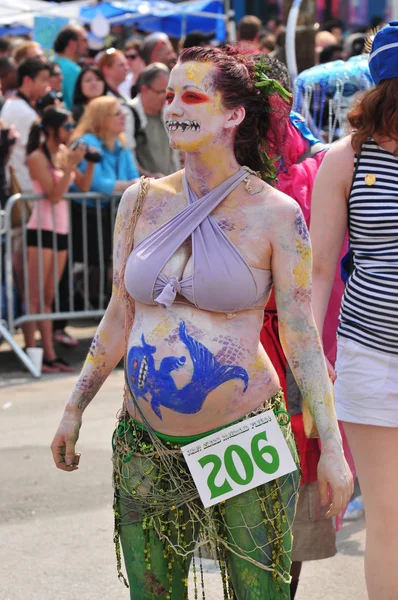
[112,390,300,600]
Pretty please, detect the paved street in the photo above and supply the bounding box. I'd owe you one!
[0,332,367,600]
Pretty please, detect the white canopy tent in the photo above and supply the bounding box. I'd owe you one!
[0,0,92,26]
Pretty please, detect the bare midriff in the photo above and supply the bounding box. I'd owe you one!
[125,301,279,436]
[123,173,280,436]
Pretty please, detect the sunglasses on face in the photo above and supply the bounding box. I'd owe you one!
[63,122,76,131]
[125,53,138,60]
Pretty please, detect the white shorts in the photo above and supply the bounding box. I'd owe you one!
[334,336,398,427]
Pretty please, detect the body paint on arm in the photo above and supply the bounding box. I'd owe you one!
[271,201,341,444]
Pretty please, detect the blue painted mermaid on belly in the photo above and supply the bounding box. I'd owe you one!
[127,321,249,420]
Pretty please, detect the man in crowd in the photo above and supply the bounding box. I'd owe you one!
[1,58,50,191]
[319,43,344,63]
[0,38,11,58]
[182,30,215,49]
[48,62,64,95]
[131,63,179,177]
[12,41,44,66]
[53,25,88,110]
[237,15,262,54]
[0,58,17,110]
[320,18,344,44]
[141,32,177,69]
[120,40,145,99]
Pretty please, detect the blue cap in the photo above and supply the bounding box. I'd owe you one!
[369,21,398,85]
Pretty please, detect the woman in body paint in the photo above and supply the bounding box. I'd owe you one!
[51,46,352,600]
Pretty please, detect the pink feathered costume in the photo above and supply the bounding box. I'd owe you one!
[260,118,354,529]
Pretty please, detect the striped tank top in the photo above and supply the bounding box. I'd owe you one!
[338,138,398,354]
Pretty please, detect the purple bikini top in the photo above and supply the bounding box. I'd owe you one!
[124,168,272,313]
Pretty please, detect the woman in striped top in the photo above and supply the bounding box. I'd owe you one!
[310,22,398,600]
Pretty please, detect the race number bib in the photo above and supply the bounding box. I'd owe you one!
[182,411,297,508]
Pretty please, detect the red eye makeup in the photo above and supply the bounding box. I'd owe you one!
[166,92,175,104]
[181,91,210,104]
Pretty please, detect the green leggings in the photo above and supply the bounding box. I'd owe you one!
[113,397,299,600]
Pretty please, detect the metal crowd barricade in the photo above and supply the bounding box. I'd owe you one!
[3,191,122,377]
[1,208,36,374]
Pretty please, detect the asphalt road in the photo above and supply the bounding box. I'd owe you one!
[0,338,367,600]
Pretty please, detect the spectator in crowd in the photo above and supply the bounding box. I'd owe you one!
[131,63,179,177]
[259,34,277,55]
[264,15,283,37]
[315,30,338,63]
[71,65,108,123]
[320,19,345,44]
[0,38,11,58]
[0,120,17,208]
[48,61,64,94]
[120,40,145,99]
[182,30,215,49]
[0,58,17,109]
[97,49,136,155]
[54,25,89,110]
[370,15,386,31]
[1,58,50,192]
[69,96,139,283]
[343,33,366,58]
[36,90,64,116]
[24,108,93,373]
[0,58,51,346]
[237,15,262,54]
[141,32,177,69]
[12,41,44,66]
[319,43,344,64]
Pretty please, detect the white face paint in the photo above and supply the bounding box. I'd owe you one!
[164,61,231,153]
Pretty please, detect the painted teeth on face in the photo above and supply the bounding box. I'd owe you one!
[165,120,201,132]
[138,356,148,389]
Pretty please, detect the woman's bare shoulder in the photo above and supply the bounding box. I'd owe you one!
[320,136,355,173]
[246,173,299,214]
[117,180,142,222]
[239,174,301,237]
[26,148,47,166]
[314,135,356,195]
[147,170,184,196]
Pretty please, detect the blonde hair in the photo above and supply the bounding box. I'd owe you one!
[13,41,42,66]
[71,96,126,151]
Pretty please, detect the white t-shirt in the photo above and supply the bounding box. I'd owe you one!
[118,72,134,98]
[1,97,38,192]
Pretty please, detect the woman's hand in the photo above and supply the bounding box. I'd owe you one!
[51,410,82,472]
[66,143,86,168]
[317,441,354,517]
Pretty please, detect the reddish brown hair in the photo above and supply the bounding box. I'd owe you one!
[349,79,398,154]
[97,49,124,71]
[178,45,290,177]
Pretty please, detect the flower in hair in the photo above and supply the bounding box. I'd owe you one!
[253,56,292,183]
